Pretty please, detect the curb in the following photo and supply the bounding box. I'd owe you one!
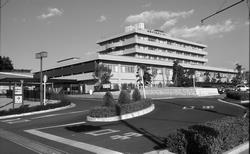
[223,142,249,154]
[0,103,76,120]
[144,149,175,154]
[87,104,155,122]
[217,99,247,110]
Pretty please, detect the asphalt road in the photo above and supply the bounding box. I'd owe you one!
[0,96,247,154]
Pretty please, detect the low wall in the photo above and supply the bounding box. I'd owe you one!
[70,87,219,99]
[140,87,218,97]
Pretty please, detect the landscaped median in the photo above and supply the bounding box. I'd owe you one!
[86,88,155,122]
[0,98,74,119]
[87,100,154,122]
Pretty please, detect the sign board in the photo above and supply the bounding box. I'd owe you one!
[14,86,22,95]
[13,85,23,104]
[35,51,48,59]
[14,96,23,104]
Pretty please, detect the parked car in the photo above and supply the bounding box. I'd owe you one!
[235,84,249,91]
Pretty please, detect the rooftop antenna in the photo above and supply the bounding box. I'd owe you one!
[201,0,247,24]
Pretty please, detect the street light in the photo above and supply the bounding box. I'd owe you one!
[35,51,48,105]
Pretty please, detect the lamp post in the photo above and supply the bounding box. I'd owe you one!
[35,51,48,105]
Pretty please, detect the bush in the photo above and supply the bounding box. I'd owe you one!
[0,98,71,116]
[118,90,131,104]
[103,91,116,107]
[132,88,141,102]
[88,99,153,118]
[164,116,249,154]
[226,90,249,100]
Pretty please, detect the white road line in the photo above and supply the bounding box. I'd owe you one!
[8,119,30,124]
[25,129,123,154]
[1,118,21,122]
[31,110,89,120]
[35,121,87,130]
[85,129,120,136]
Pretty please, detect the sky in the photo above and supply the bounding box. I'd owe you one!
[1,0,249,72]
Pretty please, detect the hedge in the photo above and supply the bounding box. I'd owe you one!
[0,98,71,116]
[226,90,249,100]
[88,99,152,118]
[164,116,249,154]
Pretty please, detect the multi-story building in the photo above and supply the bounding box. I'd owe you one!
[34,23,236,92]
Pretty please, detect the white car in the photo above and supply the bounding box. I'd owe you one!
[235,84,249,91]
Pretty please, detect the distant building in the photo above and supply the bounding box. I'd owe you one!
[34,23,236,93]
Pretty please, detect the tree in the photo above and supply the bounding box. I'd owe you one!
[0,56,14,71]
[204,71,210,83]
[216,72,222,83]
[172,60,186,87]
[136,64,152,87]
[183,68,195,87]
[92,63,113,90]
[231,63,244,85]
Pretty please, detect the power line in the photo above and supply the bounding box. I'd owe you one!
[201,0,245,24]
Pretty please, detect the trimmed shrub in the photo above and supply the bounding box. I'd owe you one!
[118,90,131,104]
[132,88,141,102]
[103,91,116,107]
[164,129,187,154]
[164,116,249,154]
[226,90,249,100]
[88,98,153,118]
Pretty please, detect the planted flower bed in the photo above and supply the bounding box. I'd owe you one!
[87,89,154,121]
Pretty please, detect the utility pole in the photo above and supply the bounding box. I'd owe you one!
[35,51,48,105]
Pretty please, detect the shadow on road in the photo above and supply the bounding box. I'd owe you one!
[121,120,167,150]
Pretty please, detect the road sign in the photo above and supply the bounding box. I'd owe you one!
[14,96,23,104]
[14,86,22,95]
[13,85,23,104]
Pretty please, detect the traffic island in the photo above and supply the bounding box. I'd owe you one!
[86,90,154,122]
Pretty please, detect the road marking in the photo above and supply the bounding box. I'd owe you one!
[0,128,68,154]
[111,132,143,140]
[1,118,30,124]
[31,110,88,120]
[8,119,30,124]
[35,121,87,130]
[25,129,123,154]
[85,129,120,136]
[1,118,21,122]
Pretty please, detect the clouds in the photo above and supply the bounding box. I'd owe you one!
[97,15,107,22]
[124,9,240,41]
[38,8,63,20]
[168,19,236,40]
[125,9,194,24]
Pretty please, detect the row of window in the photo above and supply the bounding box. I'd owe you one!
[137,35,204,51]
[135,54,204,65]
[104,64,135,73]
[137,45,204,58]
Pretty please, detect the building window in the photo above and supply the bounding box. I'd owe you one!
[121,65,135,73]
